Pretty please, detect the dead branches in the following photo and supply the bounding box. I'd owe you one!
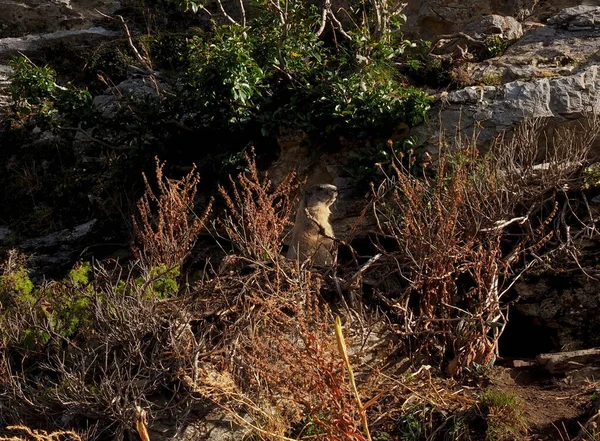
[132,157,212,268]
[371,115,600,376]
[218,148,300,261]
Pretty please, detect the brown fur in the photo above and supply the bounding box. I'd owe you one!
[287,184,338,266]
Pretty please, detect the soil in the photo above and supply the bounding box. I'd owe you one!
[488,363,599,440]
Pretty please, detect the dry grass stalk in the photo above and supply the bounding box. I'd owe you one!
[218,147,300,261]
[132,157,212,267]
[0,426,80,441]
[335,316,372,441]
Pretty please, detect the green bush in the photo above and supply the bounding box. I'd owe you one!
[9,57,57,111]
[480,35,510,61]
[0,255,35,307]
[178,0,431,139]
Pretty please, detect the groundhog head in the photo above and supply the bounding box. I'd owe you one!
[304,184,338,208]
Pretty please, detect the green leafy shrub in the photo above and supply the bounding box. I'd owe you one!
[10,56,96,126]
[135,264,181,299]
[9,57,57,112]
[44,283,94,339]
[401,39,453,87]
[185,26,267,125]
[480,36,510,61]
[66,261,92,287]
[178,0,430,140]
[0,250,35,307]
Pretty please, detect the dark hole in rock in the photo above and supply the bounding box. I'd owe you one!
[499,307,558,358]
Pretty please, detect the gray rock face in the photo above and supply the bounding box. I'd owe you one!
[537,348,600,373]
[93,77,168,117]
[0,0,120,38]
[0,0,121,113]
[20,219,97,279]
[414,5,600,154]
[0,227,11,246]
[151,409,248,441]
[0,64,12,114]
[402,0,585,39]
[464,15,524,40]
[415,65,600,151]
[547,5,600,30]
[0,27,119,58]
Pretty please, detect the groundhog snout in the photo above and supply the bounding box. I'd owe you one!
[311,184,338,204]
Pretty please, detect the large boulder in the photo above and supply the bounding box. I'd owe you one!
[0,0,119,38]
[413,6,600,153]
[402,0,584,40]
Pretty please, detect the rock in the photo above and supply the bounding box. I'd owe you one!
[402,0,585,39]
[0,227,11,246]
[182,410,248,441]
[93,78,168,118]
[0,27,120,59]
[547,5,600,30]
[512,271,600,351]
[21,219,97,251]
[456,5,600,90]
[413,64,600,153]
[20,219,97,279]
[403,0,535,40]
[464,15,524,40]
[508,359,536,368]
[0,0,120,39]
[151,409,249,441]
[537,348,600,373]
[0,64,11,114]
[565,366,600,384]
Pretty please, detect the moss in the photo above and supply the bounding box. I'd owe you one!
[66,261,92,287]
[0,263,35,306]
[135,264,181,299]
[479,389,528,441]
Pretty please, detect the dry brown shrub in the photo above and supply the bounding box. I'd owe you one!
[372,115,599,376]
[375,145,509,376]
[186,256,371,441]
[132,157,212,267]
[218,148,300,261]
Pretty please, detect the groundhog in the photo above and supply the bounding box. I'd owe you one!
[287,184,338,266]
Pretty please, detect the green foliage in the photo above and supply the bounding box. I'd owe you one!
[135,264,181,299]
[396,407,431,441]
[479,389,528,441]
[47,288,93,339]
[584,163,600,188]
[373,432,393,441]
[179,0,430,139]
[9,57,57,111]
[0,259,35,307]
[66,261,92,287]
[186,26,267,125]
[9,56,96,126]
[55,85,95,122]
[401,40,452,88]
[480,36,510,61]
[480,73,503,86]
[348,136,425,188]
